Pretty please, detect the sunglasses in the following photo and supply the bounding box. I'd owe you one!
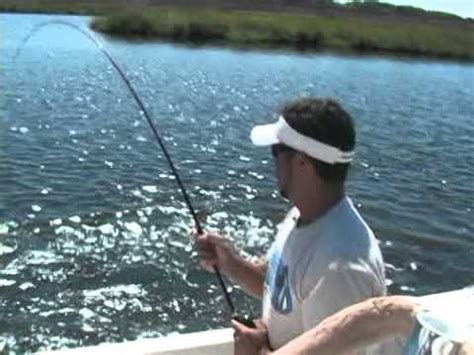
[271,144,295,158]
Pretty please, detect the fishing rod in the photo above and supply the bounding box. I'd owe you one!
[14,20,253,324]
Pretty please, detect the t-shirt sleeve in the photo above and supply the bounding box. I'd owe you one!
[301,261,382,331]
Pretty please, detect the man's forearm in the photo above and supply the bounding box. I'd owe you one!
[227,256,267,298]
[273,296,416,355]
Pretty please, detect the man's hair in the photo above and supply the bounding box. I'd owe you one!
[281,98,356,182]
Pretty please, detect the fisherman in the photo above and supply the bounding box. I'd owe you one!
[196,98,395,354]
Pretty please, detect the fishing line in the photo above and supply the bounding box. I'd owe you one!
[14,20,238,317]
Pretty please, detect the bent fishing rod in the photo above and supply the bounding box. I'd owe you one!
[14,20,253,325]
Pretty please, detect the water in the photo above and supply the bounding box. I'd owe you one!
[1,13,473,353]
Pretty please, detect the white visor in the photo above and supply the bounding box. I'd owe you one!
[251,116,355,164]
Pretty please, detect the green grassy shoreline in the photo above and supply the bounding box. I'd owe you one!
[3,2,473,61]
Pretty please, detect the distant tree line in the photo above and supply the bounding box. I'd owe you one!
[310,0,380,3]
[302,0,380,5]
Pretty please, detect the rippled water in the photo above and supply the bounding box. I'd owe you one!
[1,13,473,353]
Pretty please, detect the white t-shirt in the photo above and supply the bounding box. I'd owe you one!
[262,196,387,350]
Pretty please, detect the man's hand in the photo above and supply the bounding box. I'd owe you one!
[192,229,266,298]
[194,231,240,276]
[232,319,271,355]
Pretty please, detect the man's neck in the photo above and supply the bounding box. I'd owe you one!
[296,185,345,227]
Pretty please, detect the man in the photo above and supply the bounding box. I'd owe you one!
[196,98,388,353]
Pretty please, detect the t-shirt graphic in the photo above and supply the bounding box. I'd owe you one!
[267,248,293,315]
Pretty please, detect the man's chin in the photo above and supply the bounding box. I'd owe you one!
[280,189,289,200]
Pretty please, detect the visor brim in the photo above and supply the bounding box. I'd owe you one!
[250,123,280,146]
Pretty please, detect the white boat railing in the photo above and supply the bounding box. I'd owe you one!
[39,328,234,355]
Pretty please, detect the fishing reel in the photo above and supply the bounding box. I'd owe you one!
[232,313,256,328]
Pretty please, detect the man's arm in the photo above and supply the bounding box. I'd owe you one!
[227,256,267,298]
[196,233,267,298]
[272,296,416,355]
